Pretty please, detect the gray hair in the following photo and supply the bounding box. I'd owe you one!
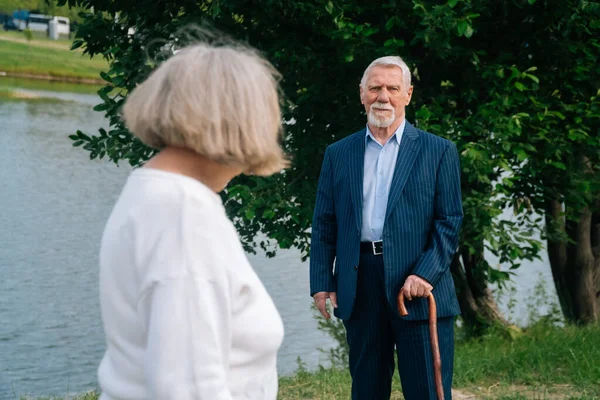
[360,56,412,92]
[122,42,288,176]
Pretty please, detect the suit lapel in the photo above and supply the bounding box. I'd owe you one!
[349,130,366,232]
[385,122,421,222]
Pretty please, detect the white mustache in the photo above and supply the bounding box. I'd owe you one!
[371,102,393,111]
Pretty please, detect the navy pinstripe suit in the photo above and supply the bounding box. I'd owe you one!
[310,121,463,399]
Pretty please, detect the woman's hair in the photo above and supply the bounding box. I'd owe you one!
[123,41,289,176]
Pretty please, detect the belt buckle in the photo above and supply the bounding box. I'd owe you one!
[372,240,383,255]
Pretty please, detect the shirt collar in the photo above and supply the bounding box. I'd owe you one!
[365,119,406,145]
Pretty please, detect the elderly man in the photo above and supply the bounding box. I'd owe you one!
[310,56,463,399]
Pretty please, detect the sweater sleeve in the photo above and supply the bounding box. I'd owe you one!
[138,277,233,400]
[136,206,235,400]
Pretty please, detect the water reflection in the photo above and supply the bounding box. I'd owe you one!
[0,83,334,398]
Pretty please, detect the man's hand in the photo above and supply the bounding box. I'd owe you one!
[313,292,338,320]
[401,275,433,301]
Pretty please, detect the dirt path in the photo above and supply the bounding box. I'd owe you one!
[387,384,591,399]
[457,383,590,399]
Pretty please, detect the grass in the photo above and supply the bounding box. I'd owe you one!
[0,76,102,94]
[22,323,600,400]
[0,30,74,47]
[0,30,107,81]
[454,323,600,389]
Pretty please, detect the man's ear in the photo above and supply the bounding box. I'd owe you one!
[406,85,414,105]
[359,85,364,104]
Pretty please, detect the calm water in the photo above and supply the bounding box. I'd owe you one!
[0,79,559,398]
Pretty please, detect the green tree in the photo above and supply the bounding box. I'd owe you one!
[61,0,599,330]
[491,0,600,323]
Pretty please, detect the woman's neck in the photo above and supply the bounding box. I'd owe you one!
[143,146,242,193]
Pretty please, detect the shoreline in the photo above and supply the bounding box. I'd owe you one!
[0,71,103,85]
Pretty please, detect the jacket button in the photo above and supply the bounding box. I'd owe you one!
[354,265,358,271]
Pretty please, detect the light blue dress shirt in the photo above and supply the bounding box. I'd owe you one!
[361,119,406,242]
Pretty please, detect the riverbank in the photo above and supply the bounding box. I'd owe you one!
[22,323,600,399]
[0,31,107,84]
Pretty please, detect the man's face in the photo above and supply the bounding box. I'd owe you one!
[360,65,413,129]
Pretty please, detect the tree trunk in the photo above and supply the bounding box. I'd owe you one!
[451,246,509,335]
[545,199,600,324]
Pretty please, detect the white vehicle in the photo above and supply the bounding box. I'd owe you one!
[54,16,70,35]
[16,14,70,36]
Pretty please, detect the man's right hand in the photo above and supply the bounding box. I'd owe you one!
[313,292,338,320]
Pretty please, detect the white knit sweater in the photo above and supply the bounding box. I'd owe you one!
[97,168,284,399]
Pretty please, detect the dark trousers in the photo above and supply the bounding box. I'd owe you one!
[342,253,455,400]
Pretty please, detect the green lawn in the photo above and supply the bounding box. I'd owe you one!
[0,76,102,94]
[0,29,74,46]
[0,31,107,81]
[280,323,600,399]
[24,323,600,399]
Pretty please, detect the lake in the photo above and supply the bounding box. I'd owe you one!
[0,77,560,398]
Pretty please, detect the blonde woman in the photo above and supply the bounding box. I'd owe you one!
[97,42,288,400]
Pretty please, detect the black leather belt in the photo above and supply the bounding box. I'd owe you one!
[360,240,383,255]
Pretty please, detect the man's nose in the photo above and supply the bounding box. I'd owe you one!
[377,89,390,102]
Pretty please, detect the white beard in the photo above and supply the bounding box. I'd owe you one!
[367,103,395,128]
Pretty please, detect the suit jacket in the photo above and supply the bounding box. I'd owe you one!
[309,121,463,321]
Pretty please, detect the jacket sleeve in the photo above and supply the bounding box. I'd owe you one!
[309,147,338,296]
[411,142,463,287]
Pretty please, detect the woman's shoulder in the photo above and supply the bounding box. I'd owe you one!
[129,168,223,207]
[111,169,241,280]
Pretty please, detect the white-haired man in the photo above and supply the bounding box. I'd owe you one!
[310,56,463,399]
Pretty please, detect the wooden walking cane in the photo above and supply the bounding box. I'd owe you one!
[397,289,444,400]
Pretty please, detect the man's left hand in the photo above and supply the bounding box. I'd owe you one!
[401,275,433,301]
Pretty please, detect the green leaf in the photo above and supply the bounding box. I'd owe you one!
[77,131,91,141]
[70,40,84,50]
[363,27,379,37]
[385,17,396,31]
[550,161,566,170]
[99,71,111,82]
[345,54,354,62]
[457,20,469,36]
[384,38,405,48]
[514,82,527,91]
[93,103,110,112]
[262,209,276,219]
[448,0,459,8]
[524,73,539,83]
[528,0,536,4]
[465,24,474,38]
[325,1,334,14]
[245,209,255,220]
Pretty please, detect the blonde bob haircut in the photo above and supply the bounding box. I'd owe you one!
[122,42,289,176]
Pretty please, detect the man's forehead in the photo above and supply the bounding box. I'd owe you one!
[366,65,404,84]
